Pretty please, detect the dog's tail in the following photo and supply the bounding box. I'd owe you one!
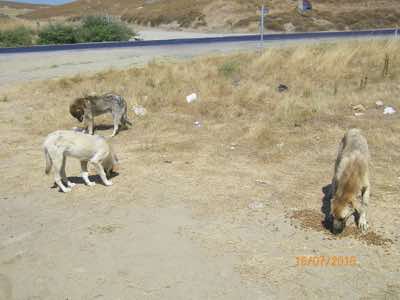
[44,147,52,175]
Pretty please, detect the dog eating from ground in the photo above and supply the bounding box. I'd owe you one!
[330,128,370,234]
[43,130,118,193]
[70,92,132,137]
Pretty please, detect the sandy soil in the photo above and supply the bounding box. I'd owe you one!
[0,92,399,300]
[0,41,400,299]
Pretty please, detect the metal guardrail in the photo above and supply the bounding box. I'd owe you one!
[0,28,397,54]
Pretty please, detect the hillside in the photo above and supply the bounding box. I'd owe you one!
[0,0,49,19]
[21,0,400,32]
[0,0,49,9]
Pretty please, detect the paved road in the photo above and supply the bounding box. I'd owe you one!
[0,40,269,87]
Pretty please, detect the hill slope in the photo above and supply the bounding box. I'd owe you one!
[22,0,400,32]
[0,1,49,9]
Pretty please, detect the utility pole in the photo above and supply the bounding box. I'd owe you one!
[260,5,268,49]
[260,5,265,45]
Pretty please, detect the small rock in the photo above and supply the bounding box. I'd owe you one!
[283,22,296,32]
[194,121,202,128]
[255,180,270,185]
[354,112,365,117]
[352,104,366,113]
[248,201,264,210]
[278,84,289,92]
[375,100,384,108]
[277,143,284,148]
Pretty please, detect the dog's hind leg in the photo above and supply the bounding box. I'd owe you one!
[84,114,94,135]
[60,156,75,188]
[91,160,113,186]
[51,153,71,193]
[80,160,96,186]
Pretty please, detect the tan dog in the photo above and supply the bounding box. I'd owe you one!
[43,130,118,193]
[330,128,370,234]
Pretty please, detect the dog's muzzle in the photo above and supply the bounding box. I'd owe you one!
[332,218,346,234]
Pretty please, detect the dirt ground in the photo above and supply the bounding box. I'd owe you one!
[1,43,400,299]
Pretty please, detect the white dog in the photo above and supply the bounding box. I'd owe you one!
[330,128,370,234]
[43,130,118,193]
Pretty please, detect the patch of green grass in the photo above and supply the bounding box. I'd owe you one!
[0,26,33,47]
[218,60,240,78]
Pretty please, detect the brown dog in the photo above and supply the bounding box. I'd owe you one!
[330,128,370,234]
[70,92,131,137]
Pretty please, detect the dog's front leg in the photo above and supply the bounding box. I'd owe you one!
[88,117,94,135]
[92,161,113,186]
[110,115,119,137]
[358,178,370,232]
[81,161,95,186]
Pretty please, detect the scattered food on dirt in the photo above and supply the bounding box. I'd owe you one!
[290,209,393,247]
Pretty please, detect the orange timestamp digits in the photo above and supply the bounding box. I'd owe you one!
[296,256,357,267]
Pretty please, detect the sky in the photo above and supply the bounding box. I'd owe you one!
[9,0,74,4]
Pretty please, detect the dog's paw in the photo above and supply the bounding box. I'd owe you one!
[87,181,96,187]
[67,182,76,188]
[63,187,72,193]
[358,217,368,232]
[104,180,113,186]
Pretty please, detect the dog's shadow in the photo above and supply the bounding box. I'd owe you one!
[94,124,129,133]
[321,183,333,230]
[52,172,119,192]
[94,124,114,131]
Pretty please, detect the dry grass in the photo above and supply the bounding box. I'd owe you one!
[0,17,44,30]
[1,39,400,212]
[3,39,400,155]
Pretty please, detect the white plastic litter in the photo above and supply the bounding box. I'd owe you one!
[194,121,202,128]
[186,93,198,103]
[132,105,147,116]
[248,201,264,210]
[383,106,396,115]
